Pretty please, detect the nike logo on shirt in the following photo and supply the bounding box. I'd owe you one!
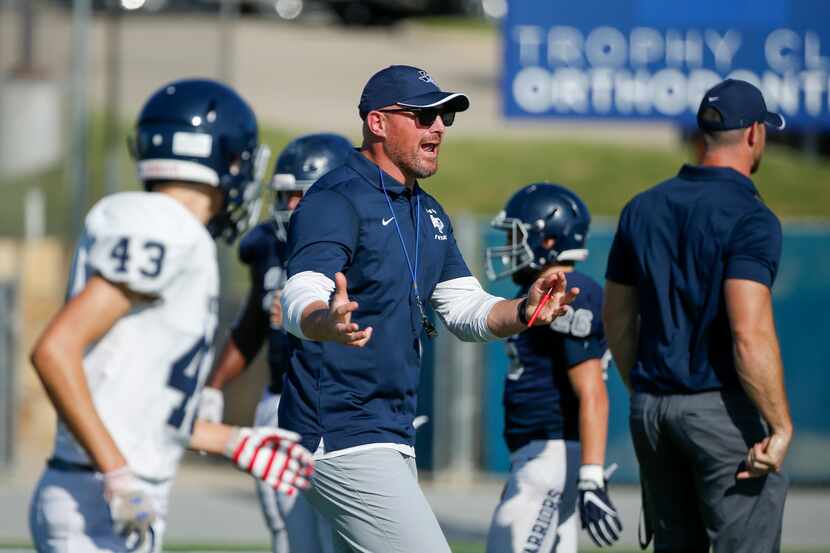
[382,217,395,226]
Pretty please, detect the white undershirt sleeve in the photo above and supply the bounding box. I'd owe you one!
[281,271,335,340]
[430,276,504,342]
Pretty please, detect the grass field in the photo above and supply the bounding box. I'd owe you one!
[1,119,829,241]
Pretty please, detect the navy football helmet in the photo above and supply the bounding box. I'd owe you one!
[270,133,353,237]
[130,78,271,243]
[486,183,590,280]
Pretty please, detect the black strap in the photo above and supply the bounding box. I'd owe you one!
[516,296,530,326]
[638,494,654,549]
[47,457,95,473]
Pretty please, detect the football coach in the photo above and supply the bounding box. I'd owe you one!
[277,65,577,553]
[603,79,793,553]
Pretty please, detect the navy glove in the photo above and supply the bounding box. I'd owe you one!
[578,463,622,547]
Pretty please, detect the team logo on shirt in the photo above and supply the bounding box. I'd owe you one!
[426,208,447,240]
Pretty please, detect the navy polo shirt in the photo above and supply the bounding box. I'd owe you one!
[231,222,290,394]
[280,150,472,454]
[606,164,782,394]
[503,271,607,452]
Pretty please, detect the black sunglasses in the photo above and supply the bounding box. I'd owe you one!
[377,108,456,127]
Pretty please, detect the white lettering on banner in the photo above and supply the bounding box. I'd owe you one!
[802,71,827,116]
[585,26,628,68]
[766,29,801,72]
[651,69,688,115]
[766,30,830,72]
[630,27,663,66]
[806,32,830,70]
[510,25,830,120]
[513,67,830,118]
[515,25,544,66]
[548,26,584,67]
[513,67,552,113]
[759,71,800,114]
[552,68,589,112]
[704,30,742,72]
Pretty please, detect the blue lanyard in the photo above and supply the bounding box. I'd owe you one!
[380,168,420,289]
[379,167,437,338]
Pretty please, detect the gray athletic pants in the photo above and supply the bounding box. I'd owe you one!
[304,448,451,553]
[630,390,789,553]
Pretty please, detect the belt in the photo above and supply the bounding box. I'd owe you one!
[47,457,96,473]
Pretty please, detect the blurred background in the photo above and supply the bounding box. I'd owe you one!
[1,0,829,551]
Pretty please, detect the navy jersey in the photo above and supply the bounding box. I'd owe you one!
[606,165,782,394]
[503,270,607,452]
[280,150,472,454]
[231,222,290,393]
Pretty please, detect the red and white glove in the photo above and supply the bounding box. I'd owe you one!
[103,466,157,548]
[225,426,314,496]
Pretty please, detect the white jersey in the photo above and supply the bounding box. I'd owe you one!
[52,191,219,481]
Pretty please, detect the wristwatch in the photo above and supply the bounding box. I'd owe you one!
[517,297,529,325]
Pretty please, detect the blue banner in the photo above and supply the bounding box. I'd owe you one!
[503,0,830,129]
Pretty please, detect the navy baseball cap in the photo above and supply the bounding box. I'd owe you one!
[697,79,785,132]
[358,65,470,119]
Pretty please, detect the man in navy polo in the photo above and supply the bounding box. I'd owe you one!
[603,79,793,553]
[279,65,578,553]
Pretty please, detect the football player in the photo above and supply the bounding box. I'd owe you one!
[197,133,353,553]
[484,183,622,553]
[28,79,314,553]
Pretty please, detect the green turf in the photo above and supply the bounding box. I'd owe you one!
[1,118,828,241]
[426,136,830,221]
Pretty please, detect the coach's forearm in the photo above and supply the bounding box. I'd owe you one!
[605,317,638,391]
[603,282,640,391]
[733,330,793,436]
[298,301,337,341]
[486,298,526,338]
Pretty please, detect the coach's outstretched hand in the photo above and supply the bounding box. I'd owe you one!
[225,426,314,496]
[327,272,373,347]
[578,464,622,547]
[526,271,580,326]
[104,466,157,548]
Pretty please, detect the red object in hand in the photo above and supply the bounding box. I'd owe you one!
[527,287,554,327]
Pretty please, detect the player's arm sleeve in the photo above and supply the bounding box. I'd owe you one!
[229,269,268,363]
[282,271,335,340]
[85,217,191,297]
[430,276,504,342]
[562,332,607,369]
[558,299,608,368]
[605,203,637,285]
[725,208,783,288]
[281,189,358,340]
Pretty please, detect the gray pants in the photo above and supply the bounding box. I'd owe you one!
[305,448,451,553]
[630,390,789,553]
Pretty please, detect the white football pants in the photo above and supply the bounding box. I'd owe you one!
[486,440,580,553]
[29,466,170,553]
[256,391,334,553]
